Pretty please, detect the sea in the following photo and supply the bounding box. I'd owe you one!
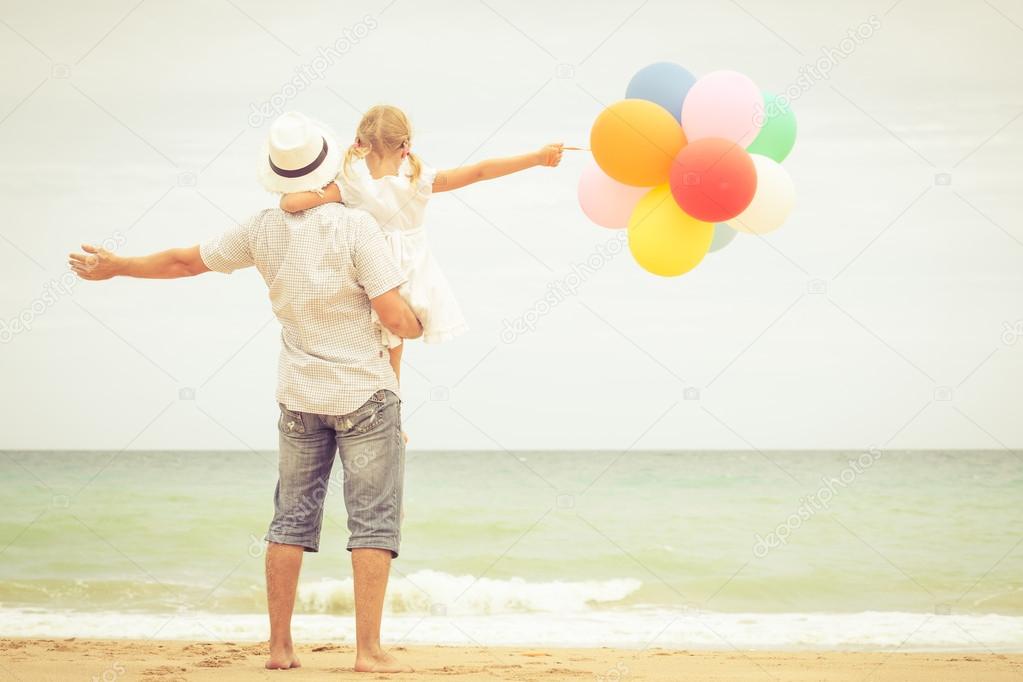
[1,450,1020,652]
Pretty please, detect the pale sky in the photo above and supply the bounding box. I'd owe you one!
[1,0,1021,452]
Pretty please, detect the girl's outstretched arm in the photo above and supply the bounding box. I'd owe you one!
[433,143,563,193]
[280,182,343,213]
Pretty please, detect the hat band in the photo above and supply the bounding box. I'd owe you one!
[269,138,328,178]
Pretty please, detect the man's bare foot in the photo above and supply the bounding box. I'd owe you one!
[354,650,413,673]
[266,644,301,670]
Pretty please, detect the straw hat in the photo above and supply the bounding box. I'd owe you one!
[258,111,341,194]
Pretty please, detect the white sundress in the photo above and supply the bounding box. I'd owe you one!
[336,159,467,346]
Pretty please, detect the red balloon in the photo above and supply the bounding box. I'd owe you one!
[669,138,757,223]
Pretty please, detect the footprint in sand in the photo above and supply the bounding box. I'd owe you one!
[195,656,232,668]
[183,643,215,654]
[543,668,589,677]
[141,665,188,682]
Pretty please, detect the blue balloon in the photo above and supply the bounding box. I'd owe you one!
[625,62,697,121]
[708,223,737,253]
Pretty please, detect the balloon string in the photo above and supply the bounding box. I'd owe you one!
[563,146,590,151]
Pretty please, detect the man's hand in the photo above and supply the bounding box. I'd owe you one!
[371,288,423,340]
[69,244,122,280]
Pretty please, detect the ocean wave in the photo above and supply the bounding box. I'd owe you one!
[2,608,1022,651]
[297,570,642,615]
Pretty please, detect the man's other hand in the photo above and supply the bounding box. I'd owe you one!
[69,244,121,280]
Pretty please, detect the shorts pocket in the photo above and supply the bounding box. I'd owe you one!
[345,391,390,435]
[349,404,384,435]
[278,404,307,434]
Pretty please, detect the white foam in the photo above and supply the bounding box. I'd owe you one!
[3,608,1022,651]
[297,570,642,615]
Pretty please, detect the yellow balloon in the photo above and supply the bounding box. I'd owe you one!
[628,185,713,277]
[591,100,686,187]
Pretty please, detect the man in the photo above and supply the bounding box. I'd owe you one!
[69,112,420,674]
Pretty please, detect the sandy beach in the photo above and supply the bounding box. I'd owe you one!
[2,639,1021,681]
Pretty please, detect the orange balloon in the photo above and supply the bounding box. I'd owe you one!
[590,100,686,187]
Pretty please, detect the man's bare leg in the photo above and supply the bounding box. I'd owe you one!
[266,542,304,669]
[352,547,412,673]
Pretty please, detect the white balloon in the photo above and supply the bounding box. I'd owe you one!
[728,155,795,235]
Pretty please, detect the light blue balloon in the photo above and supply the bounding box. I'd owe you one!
[625,62,697,121]
[708,223,737,253]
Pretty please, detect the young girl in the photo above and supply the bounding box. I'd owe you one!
[281,104,563,382]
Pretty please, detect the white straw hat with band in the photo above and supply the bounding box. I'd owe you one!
[258,111,341,194]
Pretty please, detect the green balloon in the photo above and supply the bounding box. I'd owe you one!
[747,92,796,162]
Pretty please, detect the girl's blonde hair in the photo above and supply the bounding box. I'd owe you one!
[343,105,422,185]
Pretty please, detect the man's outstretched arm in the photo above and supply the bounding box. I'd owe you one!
[68,244,210,280]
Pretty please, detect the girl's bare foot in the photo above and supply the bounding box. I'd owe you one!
[402,431,409,444]
[354,650,413,673]
[265,644,301,670]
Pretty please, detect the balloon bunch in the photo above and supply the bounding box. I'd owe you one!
[578,62,797,277]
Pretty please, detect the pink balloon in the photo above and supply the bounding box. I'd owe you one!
[681,70,764,147]
[577,161,651,229]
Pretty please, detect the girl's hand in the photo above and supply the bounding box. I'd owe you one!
[536,143,564,167]
[281,182,342,213]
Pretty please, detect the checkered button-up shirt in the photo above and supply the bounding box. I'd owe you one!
[200,204,406,416]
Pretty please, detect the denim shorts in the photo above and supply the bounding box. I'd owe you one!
[266,389,405,557]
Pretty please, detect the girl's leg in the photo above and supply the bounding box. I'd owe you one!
[387,344,409,444]
[388,343,402,383]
